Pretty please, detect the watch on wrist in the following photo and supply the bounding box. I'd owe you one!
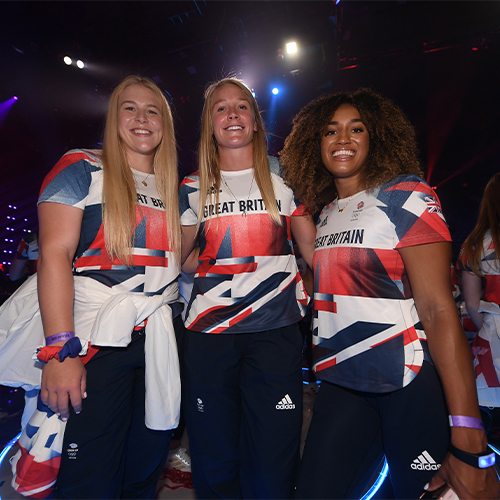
[448,443,496,469]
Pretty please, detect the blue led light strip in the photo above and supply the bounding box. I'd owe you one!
[0,431,22,499]
[0,431,21,464]
[360,457,389,500]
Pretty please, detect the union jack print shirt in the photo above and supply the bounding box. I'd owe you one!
[38,149,179,296]
[313,175,451,392]
[179,157,308,334]
[458,231,500,306]
[457,231,500,397]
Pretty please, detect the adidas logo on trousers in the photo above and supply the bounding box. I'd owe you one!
[276,394,295,410]
[411,450,441,470]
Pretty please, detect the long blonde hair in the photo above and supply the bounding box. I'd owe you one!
[102,75,180,265]
[197,78,281,232]
[464,172,500,276]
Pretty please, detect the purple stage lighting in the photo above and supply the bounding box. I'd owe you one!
[0,96,19,126]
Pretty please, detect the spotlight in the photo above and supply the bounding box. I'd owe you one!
[272,88,279,95]
[286,42,297,54]
[13,96,18,101]
[76,60,85,69]
[251,91,256,98]
[63,56,72,65]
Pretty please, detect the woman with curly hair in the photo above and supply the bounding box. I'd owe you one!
[179,77,315,498]
[458,173,500,432]
[281,89,499,499]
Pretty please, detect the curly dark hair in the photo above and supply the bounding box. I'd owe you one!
[280,88,423,213]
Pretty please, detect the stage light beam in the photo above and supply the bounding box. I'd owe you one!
[286,42,297,54]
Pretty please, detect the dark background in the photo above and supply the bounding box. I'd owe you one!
[1,0,500,262]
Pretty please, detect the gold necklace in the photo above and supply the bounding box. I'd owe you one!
[337,195,354,213]
[141,169,154,187]
[221,174,255,216]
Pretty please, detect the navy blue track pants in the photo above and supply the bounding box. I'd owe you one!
[182,324,303,499]
[295,361,450,499]
[55,315,183,499]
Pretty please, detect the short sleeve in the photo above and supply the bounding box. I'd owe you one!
[269,155,310,217]
[377,176,451,249]
[38,149,101,209]
[179,174,199,226]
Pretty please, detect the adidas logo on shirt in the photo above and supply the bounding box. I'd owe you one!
[276,394,295,410]
[411,450,441,471]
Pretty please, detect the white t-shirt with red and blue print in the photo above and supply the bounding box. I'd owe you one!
[179,157,308,334]
[15,233,39,261]
[38,149,180,296]
[312,175,451,393]
[458,232,500,306]
[458,232,500,404]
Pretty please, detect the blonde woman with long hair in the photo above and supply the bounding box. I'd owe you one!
[35,75,182,498]
[178,78,316,498]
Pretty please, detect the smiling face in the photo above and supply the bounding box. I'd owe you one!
[321,103,369,196]
[210,83,257,152]
[118,83,163,170]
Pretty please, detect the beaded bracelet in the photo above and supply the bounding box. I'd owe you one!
[45,331,75,346]
[37,337,82,363]
[448,415,485,431]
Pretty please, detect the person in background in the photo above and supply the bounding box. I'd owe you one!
[281,88,499,499]
[8,232,38,285]
[458,172,500,437]
[179,77,315,499]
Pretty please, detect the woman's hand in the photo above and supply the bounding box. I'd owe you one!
[399,242,500,499]
[426,451,500,499]
[40,356,87,421]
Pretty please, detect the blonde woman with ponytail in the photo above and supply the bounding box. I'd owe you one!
[178,78,316,499]
[36,75,182,498]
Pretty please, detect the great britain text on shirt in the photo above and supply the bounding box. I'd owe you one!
[203,198,282,218]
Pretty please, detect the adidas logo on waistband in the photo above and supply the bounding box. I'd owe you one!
[411,450,441,471]
[276,394,295,410]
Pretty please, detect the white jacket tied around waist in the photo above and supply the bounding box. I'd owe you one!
[473,300,500,408]
[0,274,181,430]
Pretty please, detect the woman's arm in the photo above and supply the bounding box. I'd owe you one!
[461,270,484,330]
[38,202,86,421]
[399,242,499,499]
[290,214,316,269]
[181,225,199,274]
